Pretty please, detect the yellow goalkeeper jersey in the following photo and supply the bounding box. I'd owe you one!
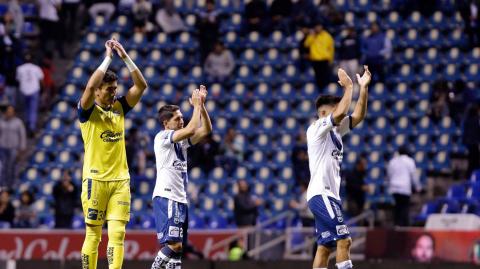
[77,96,132,181]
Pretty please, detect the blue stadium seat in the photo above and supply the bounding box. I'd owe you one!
[282,117,299,134]
[259,65,277,82]
[248,151,267,169]
[272,99,292,118]
[414,200,439,223]
[253,83,271,100]
[258,118,277,135]
[447,183,467,200]
[207,214,228,229]
[225,99,243,118]
[189,214,206,229]
[240,49,260,67]
[72,214,85,229]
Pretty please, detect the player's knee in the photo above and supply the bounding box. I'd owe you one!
[168,242,183,253]
[337,238,352,251]
[108,220,126,245]
[317,245,331,258]
[84,224,102,247]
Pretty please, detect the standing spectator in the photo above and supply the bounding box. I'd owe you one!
[290,0,319,30]
[219,128,244,174]
[387,146,422,227]
[204,41,235,84]
[0,188,15,228]
[16,54,44,135]
[304,22,334,91]
[37,0,65,58]
[428,80,450,124]
[7,0,24,39]
[297,27,311,72]
[319,0,344,26]
[343,157,368,216]
[462,104,480,176]
[196,0,222,61]
[132,0,152,33]
[361,23,391,83]
[125,127,148,176]
[269,0,292,34]
[61,0,81,42]
[15,190,36,228]
[289,182,314,227]
[188,133,220,175]
[40,53,55,110]
[458,0,480,48]
[338,26,361,82]
[291,133,310,185]
[52,170,78,228]
[234,179,261,227]
[88,0,118,22]
[155,0,186,37]
[228,238,248,261]
[243,0,269,35]
[0,105,27,187]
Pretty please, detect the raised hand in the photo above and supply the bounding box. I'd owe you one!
[199,85,207,103]
[110,38,128,59]
[356,65,372,88]
[337,68,353,89]
[189,89,202,106]
[105,40,114,58]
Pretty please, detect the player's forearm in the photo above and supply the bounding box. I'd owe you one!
[130,68,148,91]
[185,105,202,134]
[351,86,368,126]
[199,105,212,134]
[82,56,111,108]
[333,86,353,123]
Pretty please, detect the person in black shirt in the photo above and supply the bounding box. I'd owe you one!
[343,157,368,216]
[52,170,78,228]
[338,26,361,82]
[233,179,261,227]
[0,188,15,227]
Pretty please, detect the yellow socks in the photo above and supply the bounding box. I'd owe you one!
[81,224,102,269]
[107,220,126,269]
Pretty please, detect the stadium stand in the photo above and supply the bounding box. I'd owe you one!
[3,0,479,229]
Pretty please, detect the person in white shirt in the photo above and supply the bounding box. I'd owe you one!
[204,41,235,83]
[15,54,44,134]
[37,0,65,57]
[387,146,422,227]
[306,66,371,269]
[155,0,186,36]
[151,86,212,269]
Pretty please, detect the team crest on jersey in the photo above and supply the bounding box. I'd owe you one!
[331,149,343,161]
[336,225,349,235]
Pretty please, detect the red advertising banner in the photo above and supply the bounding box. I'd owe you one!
[366,228,480,263]
[0,230,236,261]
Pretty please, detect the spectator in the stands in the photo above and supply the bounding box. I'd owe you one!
[219,128,244,174]
[289,182,314,227]
[155,0,186,37]
[132,0,153,33]
[338,26,361,82]
[234,179,261,227]
[126,127,148,176]
[447,80,468,123]
[15,190,36,228]
[60,0,80,42]
[16,54,44,135]
[37,0,65,58]
[0,105,27,188]
[458,0,480,48]
[361,22,391,83]
[243,0,269,35]
[290,0,319,30]
[297,27,310,72]
[387,146,422,227]
[228,238,248,261]
[291,132,309,185]
[188,133,220,176]
[7,0,24,39]
[204,41,235,83]
[462,104,480,176]
[53,170,78,228]
[344,156,368,216]
[196,0,222,61]
[428,80,450,123]
[304,22,334,91]
[40,53,55,110]
[269,0,292,34]
[88,0,118,22]
[0,12,23,103]
[0,188,15,228]
[319,0,344,26]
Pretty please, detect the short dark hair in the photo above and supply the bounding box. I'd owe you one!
[102,70,118,84]
[398,145,409,156]
[158,105,180,124]
[315,95,341,110]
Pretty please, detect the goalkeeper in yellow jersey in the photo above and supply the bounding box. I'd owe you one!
[77,38,147,269]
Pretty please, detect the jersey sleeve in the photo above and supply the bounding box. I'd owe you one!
[117,96,133,115]
[182,138,193,149]
[77,101,95,123]
[306,114,335,144]
[156,130,175,147]
[338,115,353,137]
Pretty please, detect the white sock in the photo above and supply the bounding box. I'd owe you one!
[336,260,353,269]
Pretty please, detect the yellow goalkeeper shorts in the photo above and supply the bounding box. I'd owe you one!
[81,178,131,225]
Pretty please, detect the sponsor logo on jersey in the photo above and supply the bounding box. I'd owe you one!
[117,201,129,206]
[168,226,183,238]
[172,160,187,172]
[87,208,98,220]
[100,130,123,142]
[331,149,343,161]
[321,231,331,239]
[336,225,349,236]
